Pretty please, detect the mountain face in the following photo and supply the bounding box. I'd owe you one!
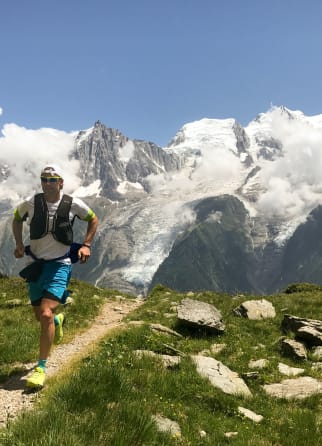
[149,195,255,293]
[2,106,322,295]
[73,121,182,198]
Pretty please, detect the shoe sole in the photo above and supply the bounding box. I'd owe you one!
[26,382,45,389]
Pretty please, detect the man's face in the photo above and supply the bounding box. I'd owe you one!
[40,175,64,197]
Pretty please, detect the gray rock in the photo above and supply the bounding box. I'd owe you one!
[210,343,226,354]
[278,362,304,376]
[312,346,322,360]
[263,376,322,399]
[249,359,268,369]
[192,355,252,397]
[281,338,307,360]
[233,299,276,319]
[152,414,181,437]
[238,406,263,423]
[177,298,225,333]
[134,350,181,368]
[296,326,322,346]
[282,315,322,347]
[149,323,183,338]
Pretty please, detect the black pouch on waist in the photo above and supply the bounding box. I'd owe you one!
[19,261,44,283]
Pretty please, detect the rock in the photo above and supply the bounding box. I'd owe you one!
[312,362,322,372]
[134,350,181,368]
[152,414,181,437]
[296,326,322,346]
[177,298,225,333]
[278,362,304,376]
[238,406,263,423]
[281,338,307,360]
[233,299,276,320]
[263,376,322,399]
[242,371,260,381]
[312,346,322,360]
[149,323,183,338]
[249,359,268,369]
[3,299,24,308]
[192,355,252,397]
[282,315,322,347]
[201,344,226,356]
[114,295,126,302]
[210,343,226,354]
[225,432,238,438]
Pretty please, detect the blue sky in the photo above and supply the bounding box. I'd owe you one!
[1,0,322,146]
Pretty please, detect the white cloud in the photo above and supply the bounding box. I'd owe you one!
[0,107,3,116]
[0,123,80,202]
[256,108,322,219]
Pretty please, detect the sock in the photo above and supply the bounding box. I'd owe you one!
[37,359,47,372]
[54,315,59,326]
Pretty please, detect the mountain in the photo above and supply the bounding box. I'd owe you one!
[2,106,322,295]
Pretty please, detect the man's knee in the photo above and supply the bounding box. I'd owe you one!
[39,307,55,325]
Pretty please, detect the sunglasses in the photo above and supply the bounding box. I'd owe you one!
[40,176,61,183]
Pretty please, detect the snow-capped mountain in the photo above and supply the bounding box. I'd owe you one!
[2,106,322,295]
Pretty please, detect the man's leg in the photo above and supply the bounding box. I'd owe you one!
[38,298,60,360]
[27,298,59,388]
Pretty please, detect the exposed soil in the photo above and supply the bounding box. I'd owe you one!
[0,297,144,429]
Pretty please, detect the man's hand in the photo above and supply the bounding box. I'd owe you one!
[14,243,25,258]
[78,245,91,264]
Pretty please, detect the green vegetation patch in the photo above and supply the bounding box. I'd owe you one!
[0,277,120,381]
[1,282,321,445]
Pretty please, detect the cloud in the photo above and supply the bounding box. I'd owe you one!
[0,107,3,116]
[0,123,80,203]
[256,108,322,219]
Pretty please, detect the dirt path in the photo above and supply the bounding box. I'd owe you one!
[0,297,144,429]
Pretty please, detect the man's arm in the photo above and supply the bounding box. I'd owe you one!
[12,219,25,258]
[78,215,99,263]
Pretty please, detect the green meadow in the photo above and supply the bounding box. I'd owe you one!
[0,277,321,445]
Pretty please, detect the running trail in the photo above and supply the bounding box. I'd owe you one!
[0,296,144,429]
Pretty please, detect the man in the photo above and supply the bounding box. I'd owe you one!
[12,164,99,389]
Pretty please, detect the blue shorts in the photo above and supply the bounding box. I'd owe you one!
[28,262,72,306]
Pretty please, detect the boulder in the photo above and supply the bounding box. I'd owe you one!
[177,298,225,333]
[233,299,276,320]
[263,376,322,399]
[278,362,304,376]
[282,315,322,346]
[281,338,307,360]
[192,355,252,397]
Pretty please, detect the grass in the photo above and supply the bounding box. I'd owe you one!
[0,276,125,381]
[0,281,321,445]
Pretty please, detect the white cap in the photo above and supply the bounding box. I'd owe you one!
[41,164,64,178]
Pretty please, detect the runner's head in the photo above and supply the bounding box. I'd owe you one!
[40,165,64,193]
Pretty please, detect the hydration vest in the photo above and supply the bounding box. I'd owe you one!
[30,193,74,246]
